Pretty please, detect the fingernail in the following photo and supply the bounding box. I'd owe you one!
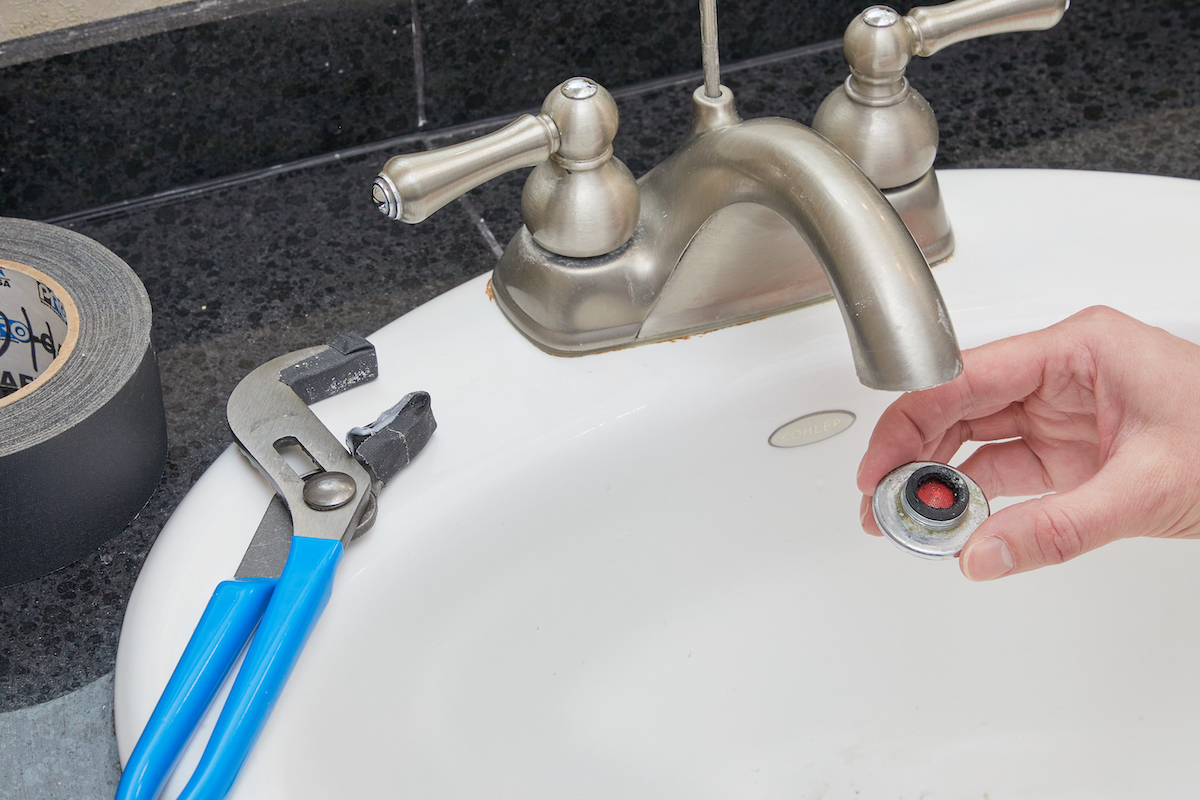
[860,498,870,528]
[963,537,1014,581]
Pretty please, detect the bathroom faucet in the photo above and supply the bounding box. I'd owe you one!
[373,80,956,391]
[373,0,1067,391]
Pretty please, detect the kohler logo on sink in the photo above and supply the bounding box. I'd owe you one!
[769,410,856,448]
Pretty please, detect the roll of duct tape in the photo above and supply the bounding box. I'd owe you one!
[0,218,167,587]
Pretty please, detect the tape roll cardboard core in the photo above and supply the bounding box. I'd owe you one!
[0,219,167,587]
[0,260,80,404]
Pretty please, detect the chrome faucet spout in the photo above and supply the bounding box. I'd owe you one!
[635,114,962,390]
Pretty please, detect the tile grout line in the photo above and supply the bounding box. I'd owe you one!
[412,127,506,260]
[409,0,503,259]
[458,194,506,259]
[410,0,428,130]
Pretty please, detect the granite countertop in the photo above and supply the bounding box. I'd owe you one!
[1,0,1198,795]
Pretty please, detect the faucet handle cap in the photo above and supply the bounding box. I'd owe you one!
[843,6,918,91]
[540,78,621,162]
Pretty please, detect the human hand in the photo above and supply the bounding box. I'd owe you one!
[856,306,1200,580]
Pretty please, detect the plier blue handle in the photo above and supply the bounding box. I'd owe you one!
[116,538,340,800]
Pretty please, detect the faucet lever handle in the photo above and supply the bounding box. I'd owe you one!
[376,78,640,259]
[373,114,560,223]
[815,0,1068,189]
[842,0,1069,84]
[907,0,1070,58]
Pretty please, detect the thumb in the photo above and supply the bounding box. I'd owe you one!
[959,471,1138,581]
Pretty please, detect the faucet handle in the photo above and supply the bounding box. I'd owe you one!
[814,0,1068,189]
[375,77,640,259]
[842,0,1068,83]
[906,0,1069,58]
[373,115,560,224]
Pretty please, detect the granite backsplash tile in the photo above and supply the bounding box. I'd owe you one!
[1,0,881,221]
[923,0,1200,175]
[416,0,875,129]
[6,0,1193,223]
[1,0,420,220]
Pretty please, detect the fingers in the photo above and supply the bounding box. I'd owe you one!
[856,334,1057,496]
[927,404,1032,465]
[857,307,1200,579]
[857,421,1050,541]
[955,440,1054,498]
[859,494,882,537]
[957,458,1155,580]
[857,437,1049,537]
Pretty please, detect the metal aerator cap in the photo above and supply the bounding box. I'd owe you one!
[872,461,989,560]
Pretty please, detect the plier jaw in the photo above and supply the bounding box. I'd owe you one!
[228,344,376,549]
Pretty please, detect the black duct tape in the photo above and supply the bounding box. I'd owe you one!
[346,391,436,487]
[0,218,167,587]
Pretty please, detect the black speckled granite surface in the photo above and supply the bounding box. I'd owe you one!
[1,0,875,222]
[1,0,1198,720]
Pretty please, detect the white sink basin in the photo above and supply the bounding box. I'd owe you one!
[116,169,1200,798]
